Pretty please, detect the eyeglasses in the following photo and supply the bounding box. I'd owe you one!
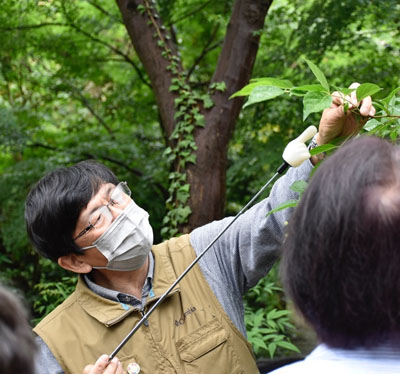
[74,182,131,241]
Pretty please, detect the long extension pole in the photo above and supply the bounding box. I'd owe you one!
[109,125,317,359]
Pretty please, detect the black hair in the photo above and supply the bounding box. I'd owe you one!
[25,160,119,261]
[0,285,36,374]
[281,136,400,348]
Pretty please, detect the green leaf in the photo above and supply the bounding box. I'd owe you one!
[249,77,293,88]
[137,4,146,14]
[258,328,276,334]
[264,334,280,341]
[289,180,308,195]
[356,83,382,102]
[201,94,214,109]
[390,128,398,140]
[186,154,196,164]
[169,85,179,92]
[176,190,190,204]
[381,87,400,106]
[210,81,227,92]
[304,59,330,92]
[251,337,268,350]
[291,84,325,93]
[175,206,192,221]
[195,114,206,127]
[230,78,292,98]
[266,199,298,216]
[243,86,285,108]
[268,342,277,358]
[267,308,278,319]
[363,118,381,132]
[303,91,332,121]
[275,341,301,353]
[272,310,291,319]
[309,143,338,155]
[332,86,354,96]
[267,319,278,329]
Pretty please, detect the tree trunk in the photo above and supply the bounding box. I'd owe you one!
[116,0,273,232]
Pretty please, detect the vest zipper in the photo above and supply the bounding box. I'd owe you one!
[140,307,149,327]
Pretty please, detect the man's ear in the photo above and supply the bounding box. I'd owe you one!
[58,254,93,274]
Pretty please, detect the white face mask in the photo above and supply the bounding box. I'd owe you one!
[82,201,153,271]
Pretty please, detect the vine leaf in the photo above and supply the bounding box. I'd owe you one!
[355,83,381,102]
[304,59,330,92]
[243,86,285,108]
[303,91,332,120]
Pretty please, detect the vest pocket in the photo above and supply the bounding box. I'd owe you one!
[176,319,242,373]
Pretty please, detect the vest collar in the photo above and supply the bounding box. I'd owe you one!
[146,248,181,304]
[75,248,181,326]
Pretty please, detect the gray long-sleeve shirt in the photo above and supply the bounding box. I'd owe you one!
[34,161,312,374]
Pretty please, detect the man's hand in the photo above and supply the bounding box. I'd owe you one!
[317,82,376,145]
[83,355,124,374]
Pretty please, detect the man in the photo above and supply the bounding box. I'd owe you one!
[270,135,400,374]
[26,89,374,374]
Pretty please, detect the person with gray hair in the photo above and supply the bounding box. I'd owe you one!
[0,285,36,374]
[0,284,122,374]
[271,136,400,374]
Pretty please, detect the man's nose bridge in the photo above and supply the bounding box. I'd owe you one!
[108,202,124,221]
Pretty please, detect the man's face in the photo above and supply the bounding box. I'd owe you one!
[72,183,131,267]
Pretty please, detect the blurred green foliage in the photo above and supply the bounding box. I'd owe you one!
[0,0,399,359]
[245,266,300,358]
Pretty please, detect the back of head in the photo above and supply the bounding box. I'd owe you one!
[281,136,400,348]
[25,160,119,261]
[0,286,36,374]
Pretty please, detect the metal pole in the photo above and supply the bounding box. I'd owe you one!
[109,162,289,359]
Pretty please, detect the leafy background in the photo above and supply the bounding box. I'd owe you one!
[0,0,399,361]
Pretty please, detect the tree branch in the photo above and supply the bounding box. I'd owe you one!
[0,22,68,31]
[0,19,151,87]
[85,0,123,23]
[166,0,213,26]
[64,82,115,137]
[67,21,151,88]
[26,141,168,198]
[27,142,58,151]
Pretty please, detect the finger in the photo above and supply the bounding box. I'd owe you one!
[348,82,360,89]
[349,90,358,107]
[83,365,94,374]
[359,95,373,116]
[349,82,360,107]
[331,91,344,106]
[116,362,124,374]
[85,355,109,374]
[104,357,120,374]
[369,106,376,117]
